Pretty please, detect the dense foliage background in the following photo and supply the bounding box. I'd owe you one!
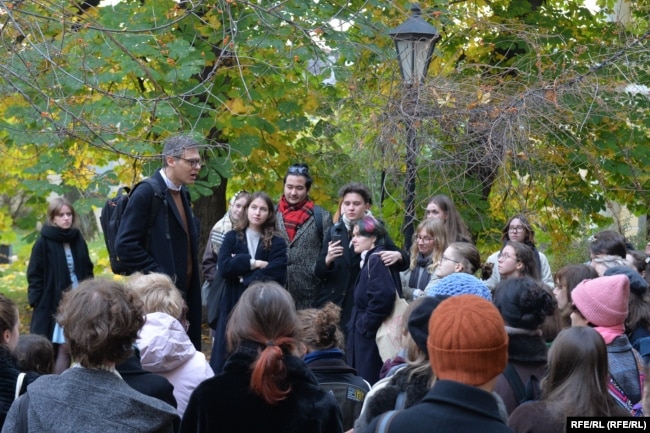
[0,0,648,301]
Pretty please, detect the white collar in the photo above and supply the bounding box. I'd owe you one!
[159,168,181,191]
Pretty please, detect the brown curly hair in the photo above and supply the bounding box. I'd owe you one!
[57,278,144,368]
[297,302,344,351]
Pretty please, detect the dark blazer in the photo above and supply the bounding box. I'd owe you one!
[366,380,514,433]
[181,343,343,433]
[209,230,288,373]
[27,226,93,339]
[114,171,202,349]
[314,222,408,331]
[347,245,402,385]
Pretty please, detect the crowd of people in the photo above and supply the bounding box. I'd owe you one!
[2,134,650,432]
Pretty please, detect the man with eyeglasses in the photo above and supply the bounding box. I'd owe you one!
[115,135,203,350]
[276,163,333,310]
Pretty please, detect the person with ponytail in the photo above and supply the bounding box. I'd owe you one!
[180,281,343,433]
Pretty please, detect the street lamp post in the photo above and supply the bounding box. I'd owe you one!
[389,3,440,251]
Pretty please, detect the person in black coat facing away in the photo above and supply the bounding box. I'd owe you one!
[347,216,403,385]
[0,294,39,430]
[181,280,343,433]
[209,192,288,373]
[114,135,203,350]
[298,302,370,431]
[27,197,93,372]
[367,295,513,433]
[314,183,407,333]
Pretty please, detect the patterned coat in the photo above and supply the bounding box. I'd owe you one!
[277,206,332,310]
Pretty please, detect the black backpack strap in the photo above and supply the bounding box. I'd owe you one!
[313,205,323,241]
[503,363,526,404]
[304,205,324,241]
[140,178,169,247]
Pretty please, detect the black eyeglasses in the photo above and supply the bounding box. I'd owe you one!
[177,157,202,168]
[441,255,460,264]
[288,166,308,175]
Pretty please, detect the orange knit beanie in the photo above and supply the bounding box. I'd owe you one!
[427,295,508,386]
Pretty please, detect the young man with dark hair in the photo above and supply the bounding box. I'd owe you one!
[314,182,407,331]
[276,163,333,310]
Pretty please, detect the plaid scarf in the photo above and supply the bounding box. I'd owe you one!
[278,195,314,242]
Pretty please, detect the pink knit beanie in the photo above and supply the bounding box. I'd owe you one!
[571,274,630,327]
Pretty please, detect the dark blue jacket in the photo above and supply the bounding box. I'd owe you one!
[209,230,287,373]
[347,245,402,385]
[367,380,513,433]
[114,171,202,349]
[314,222,408,332]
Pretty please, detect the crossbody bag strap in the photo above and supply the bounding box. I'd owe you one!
[14,372,26,400]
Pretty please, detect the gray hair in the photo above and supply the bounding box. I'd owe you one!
[162,135,200,166]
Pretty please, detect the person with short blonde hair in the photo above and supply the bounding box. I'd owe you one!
[126,272,213,417]
[127,272,185,320]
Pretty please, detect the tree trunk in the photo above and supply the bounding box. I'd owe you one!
[193,178,227,267]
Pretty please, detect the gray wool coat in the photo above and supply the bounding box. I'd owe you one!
[2,367,178,433]
[277,206,332,310]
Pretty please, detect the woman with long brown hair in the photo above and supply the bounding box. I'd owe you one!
[209,192,288,374]
[484,214,553,290]
[181,281,343,433]
[508,327,629,432]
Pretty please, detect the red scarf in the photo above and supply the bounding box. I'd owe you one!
[278,195,314,242]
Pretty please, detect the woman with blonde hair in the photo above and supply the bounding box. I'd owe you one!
[181,281,342,433]
[402,219,448,300]
[127,272,213,417]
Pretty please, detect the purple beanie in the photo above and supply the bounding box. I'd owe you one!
[571,274,630,327]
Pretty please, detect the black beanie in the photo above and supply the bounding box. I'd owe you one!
[408,295,450,354]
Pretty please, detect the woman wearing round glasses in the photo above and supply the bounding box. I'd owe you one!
[484,215,553,290]
[401,219,448,300]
